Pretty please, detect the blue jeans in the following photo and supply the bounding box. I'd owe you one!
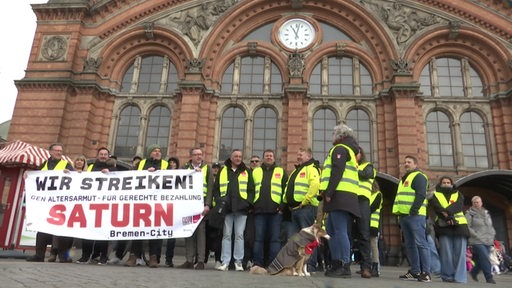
[427,234,441,275]
[439,235,467,283]
[471,244,493,281]
[221,212,247,265]
[326,210,352,263]
[291,205,318,267]
[253,213,282,267]
[399,215,430,274]
[290,205,317,233]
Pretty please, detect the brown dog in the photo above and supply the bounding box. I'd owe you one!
[250,224,330,276]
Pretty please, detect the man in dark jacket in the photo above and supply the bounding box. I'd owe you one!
[26,143,74,262]
[214,149,255,271]
[75,147,116,264]
[124,144,168,268]
[251,149,287,268]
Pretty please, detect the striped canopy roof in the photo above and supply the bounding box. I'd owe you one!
[0,140,72,168]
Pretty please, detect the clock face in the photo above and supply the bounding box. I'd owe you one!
[278,18,316,50]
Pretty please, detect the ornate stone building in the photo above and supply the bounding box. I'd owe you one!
[8,0,512,261]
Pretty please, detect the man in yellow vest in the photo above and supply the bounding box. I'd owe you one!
[319,124,360,278]
[178,147,213,270]
[283,147,321,272]
[75,147,116,265]
[392,155,431,282]
[26,143,74,262]
[353,147,375,278]
[251,149,287,269]
[214,149,255,271]
[124,144,168,268]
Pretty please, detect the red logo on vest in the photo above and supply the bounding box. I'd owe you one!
[300,172,306,178]
[404,181,410,187]
[275,173,281,179]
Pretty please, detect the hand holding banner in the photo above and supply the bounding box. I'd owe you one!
[24,169,204,240]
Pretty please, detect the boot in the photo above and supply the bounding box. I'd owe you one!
[361,267,372,278]
[149,255,158,268]
[124,254,137,267]
[371,262,379,277]
[341,262,352,278]
[325,260,342,277]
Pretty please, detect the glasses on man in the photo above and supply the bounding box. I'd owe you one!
[250,160,259,163]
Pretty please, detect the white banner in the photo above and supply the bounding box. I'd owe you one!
[24,169,204,240]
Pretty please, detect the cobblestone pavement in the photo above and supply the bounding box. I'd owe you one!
[1,247,510,288]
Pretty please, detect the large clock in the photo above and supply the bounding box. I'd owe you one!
[278,18,316,50]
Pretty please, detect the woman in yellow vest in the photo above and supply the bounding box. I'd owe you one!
[320,124,360,278]
[430,176,469,283]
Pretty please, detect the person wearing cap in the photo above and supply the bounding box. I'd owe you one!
[178,147,214,270]
[124,144,169,268]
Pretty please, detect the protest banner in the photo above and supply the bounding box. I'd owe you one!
[24,169,204,240]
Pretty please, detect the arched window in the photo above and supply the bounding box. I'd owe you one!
[252,107,277,158]
[220,56,282,95]
[114,105,141,158]
[309,56,373,96]
[119,55,178,95]
[146,106,171,156]
[420,57,484,97]
[426,111,453,167]
[346,109,372,162]
[312,108,337,162]
[460,112,488,168]
[220,107,245,161]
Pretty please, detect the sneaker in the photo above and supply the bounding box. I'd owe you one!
[486,278,496,284]
[399,270,419,281]
[89,257,99,264]
[195,262,205,270]
[246,260,253,269]
[417,272,431,282]
[107,256,121,265]
[75,257,89,264]
[165,260,174,268]
[97,257,108,265]
[47,254,57,262]
[217,263,229,271]
[214,261,222,269]
[235,262,244,271]
[136,257,145,266]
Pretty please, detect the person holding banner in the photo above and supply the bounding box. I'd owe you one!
[215,149,255,271]
[75,147,117,265]
[124,144,169,268]
[178,147,213,270]
[26,143,75,263]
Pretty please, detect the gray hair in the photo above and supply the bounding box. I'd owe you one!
[333,124,354,141]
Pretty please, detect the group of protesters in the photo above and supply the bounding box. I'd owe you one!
[24,123,503,284]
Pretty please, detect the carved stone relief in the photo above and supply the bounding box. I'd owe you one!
[158,0,240,46]
[39,35,69,61]
[360,0,443,47]
[288,52,305,77]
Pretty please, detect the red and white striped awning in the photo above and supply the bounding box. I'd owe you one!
[0,140,72,168]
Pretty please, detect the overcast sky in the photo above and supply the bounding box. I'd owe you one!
[0,0,47,123]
